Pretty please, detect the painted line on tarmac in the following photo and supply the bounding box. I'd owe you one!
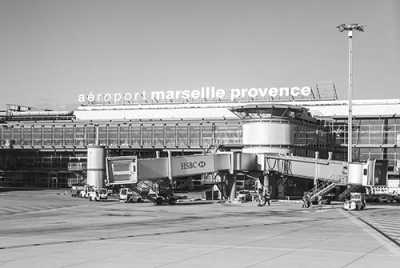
[358,218,400,248]
[0,216,330,251]
[338,208,400,256]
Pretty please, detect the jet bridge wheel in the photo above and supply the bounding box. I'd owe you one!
[168,197,176,205]
[155,197,163,205]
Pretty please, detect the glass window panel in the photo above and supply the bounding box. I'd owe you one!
[369,119,381,126]
[86,125,96,145]
[357,125,370,145]
[177,124,187,146]
[120,125,129,146]
[387,148,399,170]
[75,126,85,146]
[108,126,118,146]
[21,127,32,146]
[43,127,52,146]
[215,123,229,145]
[165,125,176,147]
[153,124,164,146]
[64,126,74,146]
[142,125,152,146]
[189,124,200,147]
[332,122,346,145]
[12,127,21,145]
[369,148,383,160]
[369,130,382,144]
[98,126,108,145]
[202,124,213,148]
[384,123,396,144]
[130,125,141,146]
[33,127,42,146]
[1,127,9,146]
[226,124,239,144]
[359,148,370,162]
[54,127,63,146]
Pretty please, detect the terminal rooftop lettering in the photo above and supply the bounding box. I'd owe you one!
[78,86,312,104]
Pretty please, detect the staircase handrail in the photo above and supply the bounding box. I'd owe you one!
[137,180,157,192]
[308,181,337,201]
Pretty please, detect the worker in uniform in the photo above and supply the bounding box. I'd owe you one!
[258,189,271,206]
[302,193,311,208]
[265,190,271,206]
[302,194,308,208]
[257,188,263,206]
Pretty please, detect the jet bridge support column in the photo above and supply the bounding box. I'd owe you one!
[226,173,236,202]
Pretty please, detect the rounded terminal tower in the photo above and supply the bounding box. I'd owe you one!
[87,145,106,188]
[230,104,316,155]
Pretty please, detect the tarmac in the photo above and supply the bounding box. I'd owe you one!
[0,190,400,268]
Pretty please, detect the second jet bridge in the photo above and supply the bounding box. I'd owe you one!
[259,154,382,186]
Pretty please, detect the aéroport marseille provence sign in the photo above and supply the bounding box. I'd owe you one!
[78,86,312,104]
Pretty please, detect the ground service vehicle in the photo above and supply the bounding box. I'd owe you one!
[343,193,366,211]
[88,188,108,201]
[70,185,85,197]
[79,186,95,198]
[365,186,400,203]
[119,188,143,203]
[237,190,252,202]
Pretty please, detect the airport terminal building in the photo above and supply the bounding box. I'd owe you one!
[0,84,399,195]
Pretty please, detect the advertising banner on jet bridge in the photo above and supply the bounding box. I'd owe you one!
[171,154,230,177]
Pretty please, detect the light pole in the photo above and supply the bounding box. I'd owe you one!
[337,23,365,163]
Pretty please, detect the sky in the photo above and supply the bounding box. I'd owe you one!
[0,0,399,111]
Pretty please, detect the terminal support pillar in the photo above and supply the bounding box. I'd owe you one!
[314,151,320,192]
[167,151,174,196]
[226,173,236,202]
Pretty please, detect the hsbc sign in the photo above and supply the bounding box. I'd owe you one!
[171,155,217,177]
[181,161,207,170]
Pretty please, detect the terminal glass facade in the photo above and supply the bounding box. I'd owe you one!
[326,116,400,172]
[1,105,399,188]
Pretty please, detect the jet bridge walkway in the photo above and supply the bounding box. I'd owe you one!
[103,151,381,204]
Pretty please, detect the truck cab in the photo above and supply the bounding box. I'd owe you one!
[79,185,95,198]
[119,188,143,203]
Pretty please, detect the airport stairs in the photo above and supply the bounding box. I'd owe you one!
[67,162,87,186]
[308,180,337,202]
[67,177,87,187]
[338,185,364,201]
[131,180,157,203]
[307,175,345,202]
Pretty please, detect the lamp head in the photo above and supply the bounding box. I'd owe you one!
[337,23,365,32]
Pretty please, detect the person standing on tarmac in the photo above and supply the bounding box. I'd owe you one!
[302,193,312,208]
[258,189,271,206]
[302,194,308,208]
[257,188,263,206]
[265,190,271,206]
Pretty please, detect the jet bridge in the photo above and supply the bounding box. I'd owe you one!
[105,152,257,202]
[258,153,387,202]
[106,153,235,184]
[103,150,386,204]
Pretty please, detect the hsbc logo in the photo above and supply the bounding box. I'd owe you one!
[181,161,207,170]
